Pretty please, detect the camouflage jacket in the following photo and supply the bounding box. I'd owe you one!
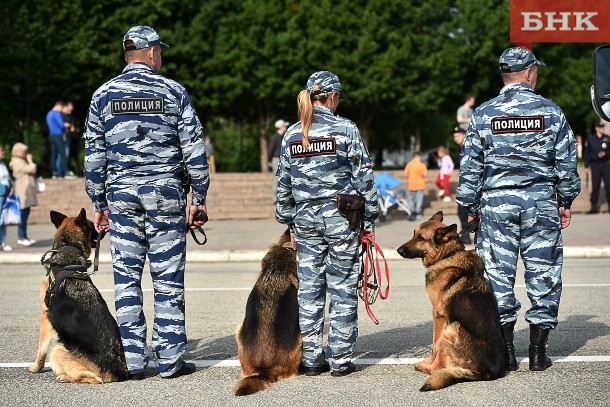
[84,63,209,212]
[456,83,581,215]
[275,106,379,231]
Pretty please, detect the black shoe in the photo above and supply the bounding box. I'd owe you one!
[331,362,357,377]
[129,372,145,381]
[299,361,330,376]
[586,206,599,214]
[162,362,196,379]
[529,325,553,371]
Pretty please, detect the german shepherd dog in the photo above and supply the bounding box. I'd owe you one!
[234,229,301,396]
[397,211,505,391]
[29,209,128,383]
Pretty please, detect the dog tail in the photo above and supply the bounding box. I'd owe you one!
[420,367,477,391]
[234,372,273,396]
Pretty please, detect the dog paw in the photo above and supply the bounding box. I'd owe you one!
[56,374,69,383]
[28,364,42,373]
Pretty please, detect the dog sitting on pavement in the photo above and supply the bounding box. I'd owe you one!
[234,229,301,396]
[397,211,505,391]
[29,209,129,383]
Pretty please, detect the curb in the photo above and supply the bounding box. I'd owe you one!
[2,246,610,264]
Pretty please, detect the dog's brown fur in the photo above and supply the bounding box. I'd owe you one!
[234,229,301,396]
[397,211,505,391]
[29,209,128,383]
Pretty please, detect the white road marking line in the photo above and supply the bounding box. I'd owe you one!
[3,355,610,369]
[95,284,610,293]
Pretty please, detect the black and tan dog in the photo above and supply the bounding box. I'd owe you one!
[234,229,301,396]
[29,209,128,383]
[397,211,505,391]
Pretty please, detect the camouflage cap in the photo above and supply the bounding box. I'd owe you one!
[123,25,169,51]
[499,47,546,73]
[306,71,347,99]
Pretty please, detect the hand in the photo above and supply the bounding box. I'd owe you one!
[585,168,590,173]
[467,215,480,224]
[94,211,109,233]
[559,207,571,229]
[26,153,33,164]
[599,151,606,158]
[188,204,207,229]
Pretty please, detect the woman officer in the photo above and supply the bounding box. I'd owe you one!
[275,71,379,377]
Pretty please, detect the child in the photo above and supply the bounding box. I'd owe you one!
[403,152,427,221]
[435,146,454,202]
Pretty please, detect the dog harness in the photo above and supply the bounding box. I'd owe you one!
[41,246,93,308]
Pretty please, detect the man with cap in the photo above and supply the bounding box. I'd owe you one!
[456,47,580,372]
[276,70,378,377]
[268,118,289,204]
[84,25,209,379]
[584,120,610,214]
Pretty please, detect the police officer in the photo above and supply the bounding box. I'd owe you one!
[456,47,580,372]
[276,71,378,377]
[584,121,610,214]
[84,26,209,379]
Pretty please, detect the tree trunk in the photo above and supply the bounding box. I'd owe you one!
[259,111,271,172]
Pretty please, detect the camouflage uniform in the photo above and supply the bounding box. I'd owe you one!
[84,26,209,377]
[456,50,581,330]
[276,71,378,373]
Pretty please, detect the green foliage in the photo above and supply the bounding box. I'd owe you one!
[0,0,602,173]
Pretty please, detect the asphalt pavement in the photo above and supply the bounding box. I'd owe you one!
[1,211,609,264]
[1,258,609,406]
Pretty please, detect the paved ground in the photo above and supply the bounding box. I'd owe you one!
[1,211,610,263]
[1,258,609,406]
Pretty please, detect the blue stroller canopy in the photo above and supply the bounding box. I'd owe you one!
[374,172,403,191]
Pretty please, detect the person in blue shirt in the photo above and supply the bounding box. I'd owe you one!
[45,101,67,179]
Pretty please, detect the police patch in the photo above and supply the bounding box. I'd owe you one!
[491,116,544,134]
[111,97,164,115]
[290,138,336,158]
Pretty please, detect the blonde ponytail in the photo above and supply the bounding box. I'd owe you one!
[297,89,313,150]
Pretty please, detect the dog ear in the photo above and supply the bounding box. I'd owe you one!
[434,224,458,245]
[75,208,88,228]
[50,211,67,229]
[429,211,444,222]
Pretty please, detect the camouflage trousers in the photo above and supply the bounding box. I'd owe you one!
[107,181,188,376]
[478,185,563,329]
[293,200,359,372]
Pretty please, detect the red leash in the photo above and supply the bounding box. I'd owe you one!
[357,232,390,325]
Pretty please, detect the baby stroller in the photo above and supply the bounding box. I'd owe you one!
[375,172,411,221]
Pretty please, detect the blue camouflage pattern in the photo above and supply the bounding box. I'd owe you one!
[275,105,378,372]
[306,71,347,98]
[456,82,581,329]
[123,25,169,51]
[499,46,546,72]
[84,62,209,376]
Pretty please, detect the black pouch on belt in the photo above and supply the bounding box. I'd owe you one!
[336,194,365,231]
[181,167,191,194]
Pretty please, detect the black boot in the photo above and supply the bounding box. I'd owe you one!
[586,205,599,214]
[529,325,553,371]
[501,322,518,371]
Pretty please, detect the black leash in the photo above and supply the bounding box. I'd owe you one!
[189,209,208,245]
[458,218,480,245]
[93,230,106,274]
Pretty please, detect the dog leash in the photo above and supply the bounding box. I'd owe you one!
[458,218,480,246]
[93,230,106,274]
[189,209,208,245]
[358,232,390,325]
